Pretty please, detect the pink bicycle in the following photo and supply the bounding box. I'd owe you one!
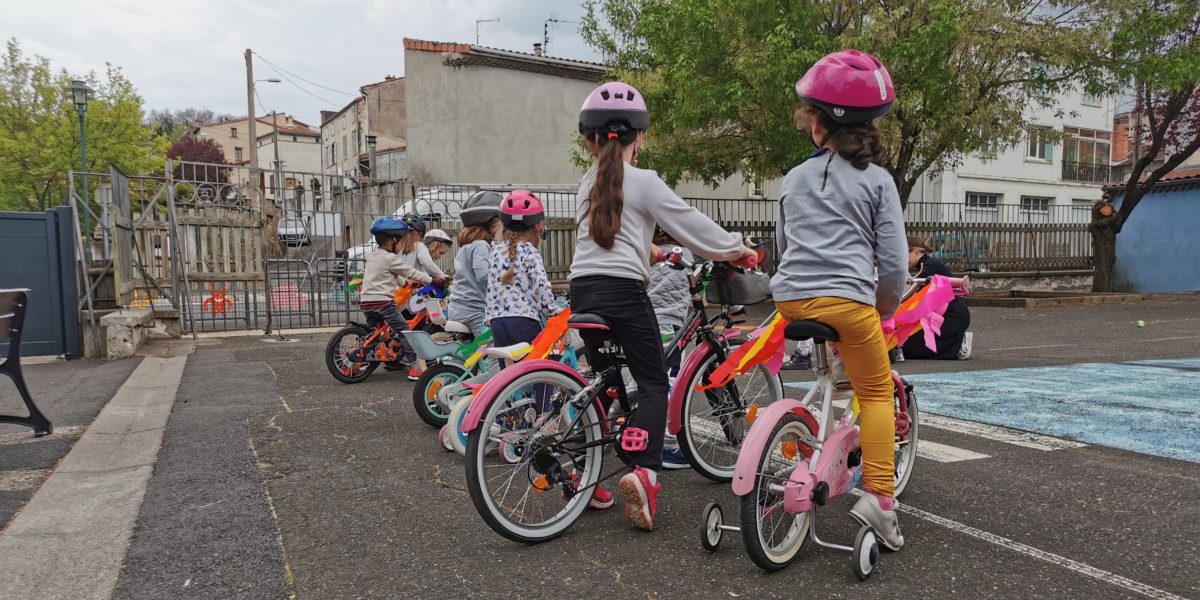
[699,276,967,580]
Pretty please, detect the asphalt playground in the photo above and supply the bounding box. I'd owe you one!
[1,295,1198,599]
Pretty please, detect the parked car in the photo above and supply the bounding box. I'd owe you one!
[929,232,990,271]
[277,218,310,247]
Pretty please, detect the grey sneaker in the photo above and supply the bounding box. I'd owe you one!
[957,331,973,360]
[850,493,904,551]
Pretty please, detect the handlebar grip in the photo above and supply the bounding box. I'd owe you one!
[732,254,758,269]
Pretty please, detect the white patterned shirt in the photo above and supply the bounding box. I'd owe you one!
[485,241,561,323]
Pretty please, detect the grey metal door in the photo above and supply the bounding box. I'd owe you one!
[0,207,80,357]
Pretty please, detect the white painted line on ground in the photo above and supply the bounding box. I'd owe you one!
[921,414,1086,451]
[916,440,989,463]
[898,499,1189,600]
[0,356,187,600]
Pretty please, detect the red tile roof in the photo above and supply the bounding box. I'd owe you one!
[403,39,471,53]
[1160,165,1200,183]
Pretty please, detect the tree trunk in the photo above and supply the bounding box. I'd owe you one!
[1088,215,1121,292]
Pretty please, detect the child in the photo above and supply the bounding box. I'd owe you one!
[396,212,448,279]
[423,229,453,261]
[484,190,562,347]
[772,50,906,550]
[359,216,445,371]
[901,236,972,360]
[448,191,503,336]
[573,82,756,530]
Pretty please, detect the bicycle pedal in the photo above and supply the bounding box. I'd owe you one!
[620,427,649,453]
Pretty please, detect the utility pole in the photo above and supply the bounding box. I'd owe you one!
[476,17,499,45]
[246,48,273,334]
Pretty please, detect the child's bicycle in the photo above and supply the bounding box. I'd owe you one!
[404,323,494,427]
[460,257,770,544]
[324,284,446,384]
[440,313,583,456]
[697,276,968,580]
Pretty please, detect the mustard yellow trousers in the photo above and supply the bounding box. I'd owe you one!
[776,297,895,497]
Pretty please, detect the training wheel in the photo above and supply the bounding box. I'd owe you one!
[498,432,523,464]
[439,425,455,452]
[699,502,724,552]
[852,525,880,581]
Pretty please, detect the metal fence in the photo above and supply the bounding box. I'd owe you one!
[903,202,1091,271]
[66,159,1096,336]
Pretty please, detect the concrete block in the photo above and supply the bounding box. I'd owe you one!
[100,309,154,360]
[152,307,181,338]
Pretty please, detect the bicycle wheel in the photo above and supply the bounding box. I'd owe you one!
[739,414,813,572]
[412,363,468,427]
[679,351,783,481]
[465,369,604,544]
[325,325,378,384]
[893,386,919,497]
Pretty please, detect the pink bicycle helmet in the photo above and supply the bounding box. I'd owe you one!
[499,190,545,230]
[579,81,650,134]
[795,50,894,125]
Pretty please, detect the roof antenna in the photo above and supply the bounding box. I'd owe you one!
[475,17,499,45]
[543,16,578,55]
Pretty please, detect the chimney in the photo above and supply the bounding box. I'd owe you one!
[285,115,294,128]
[533,43,543,56]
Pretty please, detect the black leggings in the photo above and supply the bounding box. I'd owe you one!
[570,276,669,471]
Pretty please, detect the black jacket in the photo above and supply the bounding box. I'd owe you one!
[902,256,970,358]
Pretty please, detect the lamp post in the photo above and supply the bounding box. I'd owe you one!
[68,79,91,254]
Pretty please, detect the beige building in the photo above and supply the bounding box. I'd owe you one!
[191,115,301,165]
[254,114,322,205]
[320,76,407,184]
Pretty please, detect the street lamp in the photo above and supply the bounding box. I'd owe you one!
[67,79,92,255]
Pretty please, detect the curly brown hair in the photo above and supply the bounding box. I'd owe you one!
[499,226,540,285]
[795,105,889,170]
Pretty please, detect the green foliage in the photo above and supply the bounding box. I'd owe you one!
[581,0,1108,203]
[0,38,168,212]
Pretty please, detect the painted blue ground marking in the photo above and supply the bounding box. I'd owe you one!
[900,360,1200,463]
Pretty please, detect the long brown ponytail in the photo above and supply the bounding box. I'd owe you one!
[796,105,889,170]
[584,130,637,249]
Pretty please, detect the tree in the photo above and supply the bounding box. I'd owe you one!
[1089,1,1200,292]
[580,0,1107,205]
[166,136,227,167]
[146,108,237,140]
[0,38,168,212]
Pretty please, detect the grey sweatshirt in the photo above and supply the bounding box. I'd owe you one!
[447,239,490,318]
[572,163,744,283]
[770,150,907,318]
[647,248,693,329]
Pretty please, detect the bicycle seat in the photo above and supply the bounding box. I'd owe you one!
[567,313,610,330]
[784,320,839,342]
[486,343,533,362]
[444,320,472,335]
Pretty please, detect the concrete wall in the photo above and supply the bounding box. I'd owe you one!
[196,118,276,164]
[404,49,596,185]
[1114,186,1200,293]
[365,78,406,151]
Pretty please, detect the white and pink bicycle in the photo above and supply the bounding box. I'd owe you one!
[699,276,967,580]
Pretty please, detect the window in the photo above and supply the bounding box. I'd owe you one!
[1082,93,1102,107]
[979,140,1001,159]
[1020,196,1051,213]
[292,135,298,142]
[1062,127,1112,183]
[230,127,238,138]
[965,192,999,210]
[285,177,296,190]
[234,147,243,162]
[343,135,348,159]
[1027,126,1053,161]
[328,143,337,166]
[749,176,764,199]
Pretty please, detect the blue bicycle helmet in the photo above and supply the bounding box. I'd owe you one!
[370,215,410,236]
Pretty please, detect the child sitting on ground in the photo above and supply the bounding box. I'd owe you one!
[484,190,562,347]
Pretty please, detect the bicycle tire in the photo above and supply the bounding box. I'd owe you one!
[678,351,783,481]
[465,369,603,544]
[739,414,812,572]
[411,362,468,427]
[325,324,379,384]
[893,388,919,497]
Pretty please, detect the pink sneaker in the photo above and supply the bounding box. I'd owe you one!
[565,473,614,510]
[617,466,660,531]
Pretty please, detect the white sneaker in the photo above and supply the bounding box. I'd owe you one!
[957,332,974,360]
[850,493,904,550]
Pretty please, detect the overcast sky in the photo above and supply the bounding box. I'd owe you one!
[3,0,600,125]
